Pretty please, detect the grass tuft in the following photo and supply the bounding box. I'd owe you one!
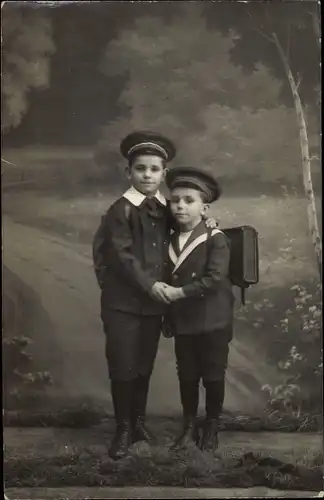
[4,448,322,490]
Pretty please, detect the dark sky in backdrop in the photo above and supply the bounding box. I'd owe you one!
[4,1,320,148]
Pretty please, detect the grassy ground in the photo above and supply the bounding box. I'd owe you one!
[4,423,322,490]
[4,451,322,490]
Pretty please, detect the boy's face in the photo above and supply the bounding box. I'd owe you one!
[126,154,165,197]
[170,186,209,228]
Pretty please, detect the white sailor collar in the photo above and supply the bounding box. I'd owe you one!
[169,223,223,273]
[122,186,167,207]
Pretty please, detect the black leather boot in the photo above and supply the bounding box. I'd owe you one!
[131,375,156,444]
[200,418,219,453]
[109,419,132,460]
[170,379,200,450]
[199,379,224,453]
[108,380,133,460]
[170,416,200,450]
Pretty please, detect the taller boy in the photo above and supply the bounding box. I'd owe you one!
[93,132,176,460]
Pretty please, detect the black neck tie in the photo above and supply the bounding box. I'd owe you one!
[145,198,163,219]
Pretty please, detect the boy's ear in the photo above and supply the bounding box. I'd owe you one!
[201,204,210,216]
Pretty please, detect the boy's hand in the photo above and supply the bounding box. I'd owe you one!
[151,282,172,304]
[204,216,219,229]
[151,283,185,303]
[162,286,186,302]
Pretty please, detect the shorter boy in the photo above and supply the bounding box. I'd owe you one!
[162,166,235,454]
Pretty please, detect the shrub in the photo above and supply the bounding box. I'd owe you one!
[261,283,322,416]
[3,334,53,410]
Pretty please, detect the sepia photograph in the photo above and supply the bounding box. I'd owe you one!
[2,1,322,498]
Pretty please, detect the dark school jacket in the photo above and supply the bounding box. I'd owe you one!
[166,221,235,335]
[93,187,171,316]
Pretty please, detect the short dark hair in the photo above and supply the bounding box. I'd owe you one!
[170,183,210,204]
[128,153,167,169]
[198,189,210,204]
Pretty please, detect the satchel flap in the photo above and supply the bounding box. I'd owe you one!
[222,225,259,286]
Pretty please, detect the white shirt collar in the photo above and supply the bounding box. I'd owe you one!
[122,185,167,207]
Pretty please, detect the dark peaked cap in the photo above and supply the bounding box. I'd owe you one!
[120,131,176,162]
[166,166,222,203]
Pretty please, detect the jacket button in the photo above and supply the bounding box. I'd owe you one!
[152,242,157,247]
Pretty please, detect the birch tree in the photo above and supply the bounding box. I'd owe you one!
[246,3,321,276]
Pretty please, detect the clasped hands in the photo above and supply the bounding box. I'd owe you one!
[150,217,218,304]
[151,282,185,304]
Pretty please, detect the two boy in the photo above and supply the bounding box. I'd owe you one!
[93,132,234,460]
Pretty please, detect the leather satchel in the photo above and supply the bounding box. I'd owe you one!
[208,225,259,305]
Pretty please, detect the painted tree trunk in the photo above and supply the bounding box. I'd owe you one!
[311,10,321,49]
[311,10,321,106]
[272,33,322,277]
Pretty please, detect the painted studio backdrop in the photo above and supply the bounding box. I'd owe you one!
[2,1,321,434]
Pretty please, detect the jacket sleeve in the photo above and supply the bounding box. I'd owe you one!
[93,202,156,293]
[181,232,230,298]
[92,216,108,290]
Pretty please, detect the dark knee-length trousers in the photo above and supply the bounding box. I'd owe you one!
[174,327,232,382]
[101,308,162,381]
